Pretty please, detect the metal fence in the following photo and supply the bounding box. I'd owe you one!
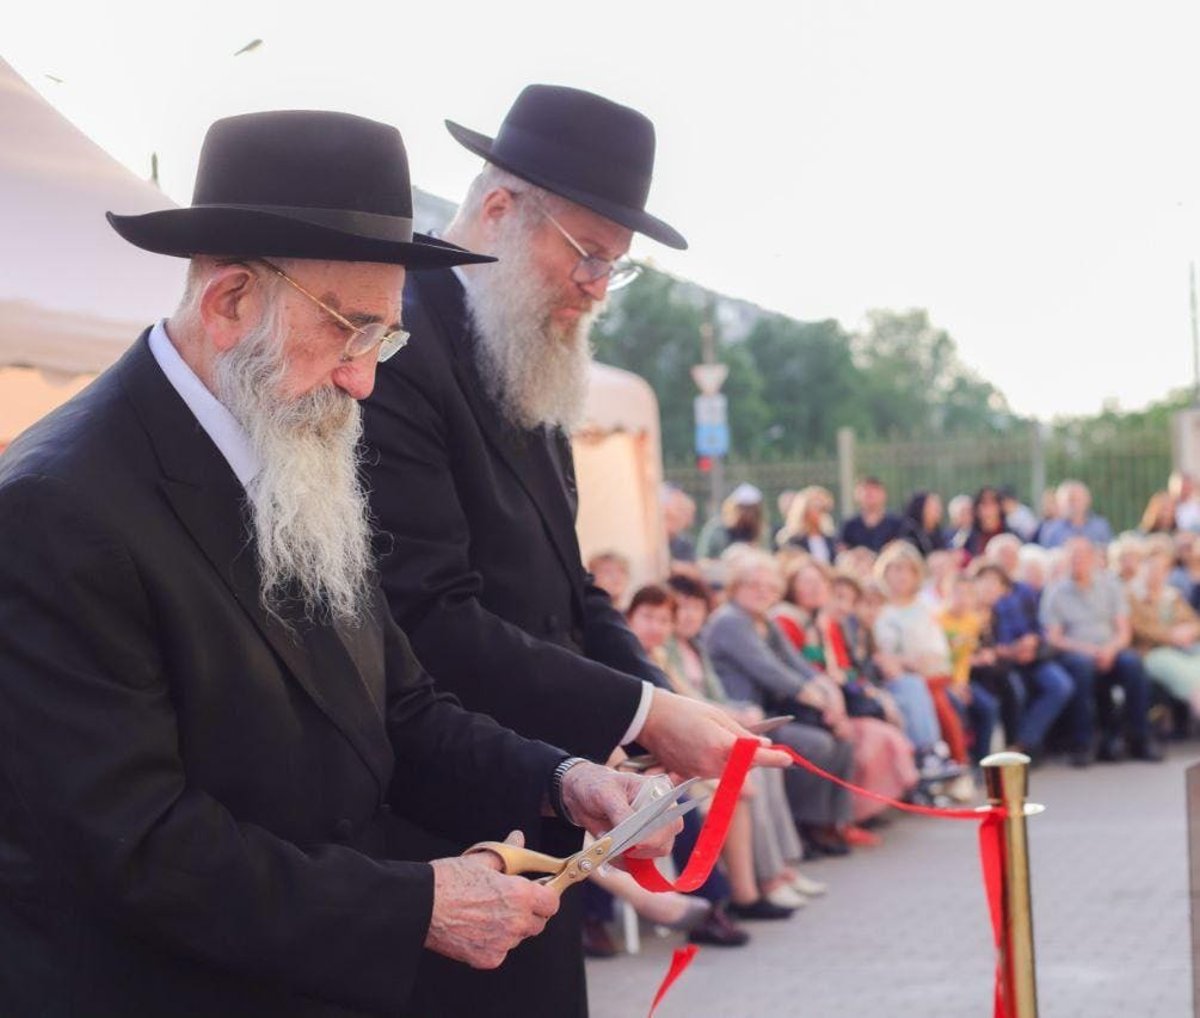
[665,420,1173,535]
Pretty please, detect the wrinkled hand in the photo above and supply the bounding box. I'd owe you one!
[560,763,680,860]
[425,831,560,970]
[638,690,793,779]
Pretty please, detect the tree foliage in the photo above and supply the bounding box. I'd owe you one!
[592,268,1021,464]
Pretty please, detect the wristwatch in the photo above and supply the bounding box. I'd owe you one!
[549,756,588,827]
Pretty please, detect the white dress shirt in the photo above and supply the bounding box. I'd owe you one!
[148,320,259,489]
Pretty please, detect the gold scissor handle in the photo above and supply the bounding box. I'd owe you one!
[461,836,616,895]
[462,841,565,876]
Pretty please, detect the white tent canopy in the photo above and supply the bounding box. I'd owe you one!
[0,56,184,377]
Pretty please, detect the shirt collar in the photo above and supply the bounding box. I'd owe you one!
[147,319,261,488]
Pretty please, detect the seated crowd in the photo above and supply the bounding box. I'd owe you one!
[579,474,1195,957]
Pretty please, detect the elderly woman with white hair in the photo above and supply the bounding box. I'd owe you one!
[702,550,857,857]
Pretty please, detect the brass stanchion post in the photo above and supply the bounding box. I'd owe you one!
[981,751,1040,1018]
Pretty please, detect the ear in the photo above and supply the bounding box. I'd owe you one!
[198,264,264,353]
[478,186,517,233]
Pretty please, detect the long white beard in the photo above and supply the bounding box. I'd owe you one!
[213,309,372,625]
[465,216,598,431]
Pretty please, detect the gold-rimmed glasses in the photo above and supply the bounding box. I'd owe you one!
[257,259,410,363]
[511,192,641,292]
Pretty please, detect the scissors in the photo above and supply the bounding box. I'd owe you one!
[617,715,795,773]
[463,776,704,893]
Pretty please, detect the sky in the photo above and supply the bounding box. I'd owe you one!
[6,0,1200,419]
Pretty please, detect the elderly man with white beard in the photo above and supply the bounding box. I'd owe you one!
[361,85,791,1018]
[0,110,683,1018]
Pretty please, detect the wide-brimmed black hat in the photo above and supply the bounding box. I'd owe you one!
[108,110,493,269]
[446,85,687,250]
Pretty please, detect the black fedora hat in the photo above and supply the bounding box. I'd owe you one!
[446,85,687,250]
[108,110,493,269]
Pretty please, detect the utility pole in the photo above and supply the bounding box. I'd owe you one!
[1191,261,1199,407]
[692,305,729,520]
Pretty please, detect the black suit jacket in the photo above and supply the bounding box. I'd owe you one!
[362,269,665,760]
[0,335,565,1018]
[360,270,667,1017]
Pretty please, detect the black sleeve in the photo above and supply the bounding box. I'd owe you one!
[380,607,567,844]
[0,476,436,1016]
[362,346,643,762]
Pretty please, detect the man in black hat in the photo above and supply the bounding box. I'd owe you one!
[361,86,789,1017]
[0,109,678,1018]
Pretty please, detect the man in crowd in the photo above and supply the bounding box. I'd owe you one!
[362,86,787,1016]
[1040,537,1162,762]
[838,476,904,552]
[0,111,677,1018]
[1038,480,1113,548]
[663,483,698,563]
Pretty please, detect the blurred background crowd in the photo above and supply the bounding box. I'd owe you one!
[577,472,1200,957]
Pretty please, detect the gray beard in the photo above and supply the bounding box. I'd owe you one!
[463,225,598,432]
[213,310,373,626]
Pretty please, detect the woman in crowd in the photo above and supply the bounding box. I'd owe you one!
[703,550,858,857]
[1109,532,1147,586]
[961,486,1014,561]
[663,574,828,900]
[900,490,948,557]
[625,585,800,919]
[1129,537,1200,719]
[697,484,768,559]
[772,561,918,827]
[1140,491,1177,535]
[776,485,837,564]
[873,541,973,783]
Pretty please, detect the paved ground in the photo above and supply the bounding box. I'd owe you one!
[586,746,1198,1018]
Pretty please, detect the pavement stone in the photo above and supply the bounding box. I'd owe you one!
[585,747,1198,1017]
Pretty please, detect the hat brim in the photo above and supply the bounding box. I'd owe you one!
[106,206,495,269]
[445,121,688,251]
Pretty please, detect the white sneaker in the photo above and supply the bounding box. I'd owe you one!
[789,871,828,897]
[765,885,808,909]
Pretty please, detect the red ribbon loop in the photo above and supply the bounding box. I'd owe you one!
[629,738,1013,1018]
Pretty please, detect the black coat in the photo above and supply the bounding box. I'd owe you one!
[361,269,666,1017]
[0,335,565,1018]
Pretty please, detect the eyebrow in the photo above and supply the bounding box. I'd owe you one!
[320,291,403,332]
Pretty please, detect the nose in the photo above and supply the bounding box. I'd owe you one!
[332,351,379,401]
[578,274,609,303]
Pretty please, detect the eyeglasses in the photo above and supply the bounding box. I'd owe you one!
[513,193,641,292]
[257,259,410,363]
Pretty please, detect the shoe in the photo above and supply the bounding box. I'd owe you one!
[582,917,618,958]
[841,825,882,848]
[687,905,751,947]
[1068,747,1092,768]
[1096,736,1125,763]
[764,884,808,909]
[1128,738,1165,763]
[788,871,828,897]
[727,898,795,921]
[919,752,965,782]
[858,813,893,830]
[801,825,851,858]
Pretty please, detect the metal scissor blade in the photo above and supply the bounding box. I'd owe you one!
[606,796,704,862]
[597,777,704,859]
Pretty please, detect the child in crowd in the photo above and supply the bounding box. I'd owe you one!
[937,574,1001,764]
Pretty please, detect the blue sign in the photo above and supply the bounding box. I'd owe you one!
[695,422,730,457]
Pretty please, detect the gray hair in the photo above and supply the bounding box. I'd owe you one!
[448,163,565,232]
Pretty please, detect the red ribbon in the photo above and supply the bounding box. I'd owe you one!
[646,945,699,1017]
[627,738,1013,1018]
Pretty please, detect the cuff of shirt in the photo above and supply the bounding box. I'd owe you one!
[618,681,655,747]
